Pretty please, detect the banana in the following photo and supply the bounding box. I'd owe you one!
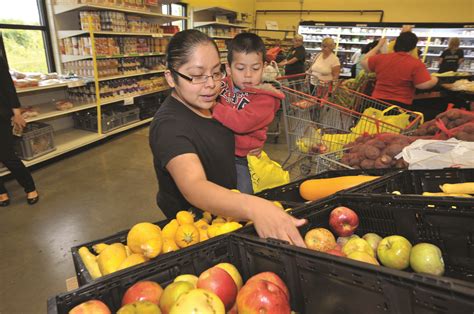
[422,192,472,198]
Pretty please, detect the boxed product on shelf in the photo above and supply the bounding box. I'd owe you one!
[48,233,474,314]
[63,56,165,78]
[347,168,474,199]
[14,122,56,160]
[242,194,474,286]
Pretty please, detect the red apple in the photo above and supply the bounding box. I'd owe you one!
[326,244,346,257]
[329,206,359,237]
[237,279,290,314]
[122,281,163,306]
[69,300,111,314]
[197,266,238,311]
[245,272,289,301]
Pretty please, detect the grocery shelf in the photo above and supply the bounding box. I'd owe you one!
[25,129,102,167]
[96,69,165,82]
[104,117,153,136]
[193,6,239,15]
[96,52,165,59]
[53,4,187,22]
[16,82,69,94]
[58,30,174,39]
[25,102,97,123]
[57,30,88,40]
[209,35,234,39]
[100,87,170,105]
[61,54,93,62]
[194,21,248,28]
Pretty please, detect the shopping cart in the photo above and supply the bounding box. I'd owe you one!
[279,82,424,180]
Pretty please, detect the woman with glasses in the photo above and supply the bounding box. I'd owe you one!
[149,30,306,247]
[307,37,341,95]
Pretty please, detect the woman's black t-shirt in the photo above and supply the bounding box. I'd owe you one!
[438,49,464,73]
[149,95,237,218]
[285,46,306,75]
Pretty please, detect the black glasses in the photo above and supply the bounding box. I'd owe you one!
[170,68,225,85]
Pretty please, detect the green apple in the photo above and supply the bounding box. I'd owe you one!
[342,238,374,257]
[362,233,383,255]
[410,243,445,276]
[377,235,412,270]
[347,251,380,266]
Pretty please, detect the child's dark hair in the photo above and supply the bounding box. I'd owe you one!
[166,29,218,80]
[394,32,418,52]
[227,32,266,65]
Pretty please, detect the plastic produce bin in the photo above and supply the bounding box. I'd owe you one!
[14,121,56,160]
[48,233,474,314]
[115,105,140,125]
[243,194,474,285]
[71,201,298,286]
[256,168,398,203]
[347,168,474,200]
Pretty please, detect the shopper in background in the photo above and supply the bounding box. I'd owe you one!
[438,37,464,73]
[149,30,306,246]
[0,55,39,206]
[387,25,418,58]
[361,33,438,110]
[212,33,283,194]
[355,40,379,76]
[307,37,340,94]
[278,34,306,76]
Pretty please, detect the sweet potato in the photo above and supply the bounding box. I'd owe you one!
[348,155,362,167]
[374,158,390,169]
[360,159,375,169]
[446,109,462,120]
[383,143,405,157]
[365,146,381,160]
[379,154,393,165]
[366,139,386,150]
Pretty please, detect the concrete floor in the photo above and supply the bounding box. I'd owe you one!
[0,126,289,314]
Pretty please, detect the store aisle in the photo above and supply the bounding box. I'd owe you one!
[0,126,288,313]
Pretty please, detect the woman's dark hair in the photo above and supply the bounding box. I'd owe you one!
[361,40,379,54]
[227,32,266,65]
[166,29,219,80]
[394,32,418,52]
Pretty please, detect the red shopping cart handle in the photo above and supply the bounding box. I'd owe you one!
[277,73,307,81]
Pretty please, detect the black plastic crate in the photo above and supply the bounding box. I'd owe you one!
[71,201,298,286]
[115,105,140,125]
[14,121,56,160]
[256,168,398,203]
[244,194,474,284]
[348,168,474,200]
[48,233,474,314]
[135,93,163,120]
[73,108,122,133]
[71,218,170,286]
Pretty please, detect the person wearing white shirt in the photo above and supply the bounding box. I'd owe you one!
[307,37,340,94]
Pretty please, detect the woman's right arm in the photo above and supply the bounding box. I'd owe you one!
[166,153,307,246]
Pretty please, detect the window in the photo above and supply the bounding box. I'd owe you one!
[162,2,187,32]
[0,0,54,73]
